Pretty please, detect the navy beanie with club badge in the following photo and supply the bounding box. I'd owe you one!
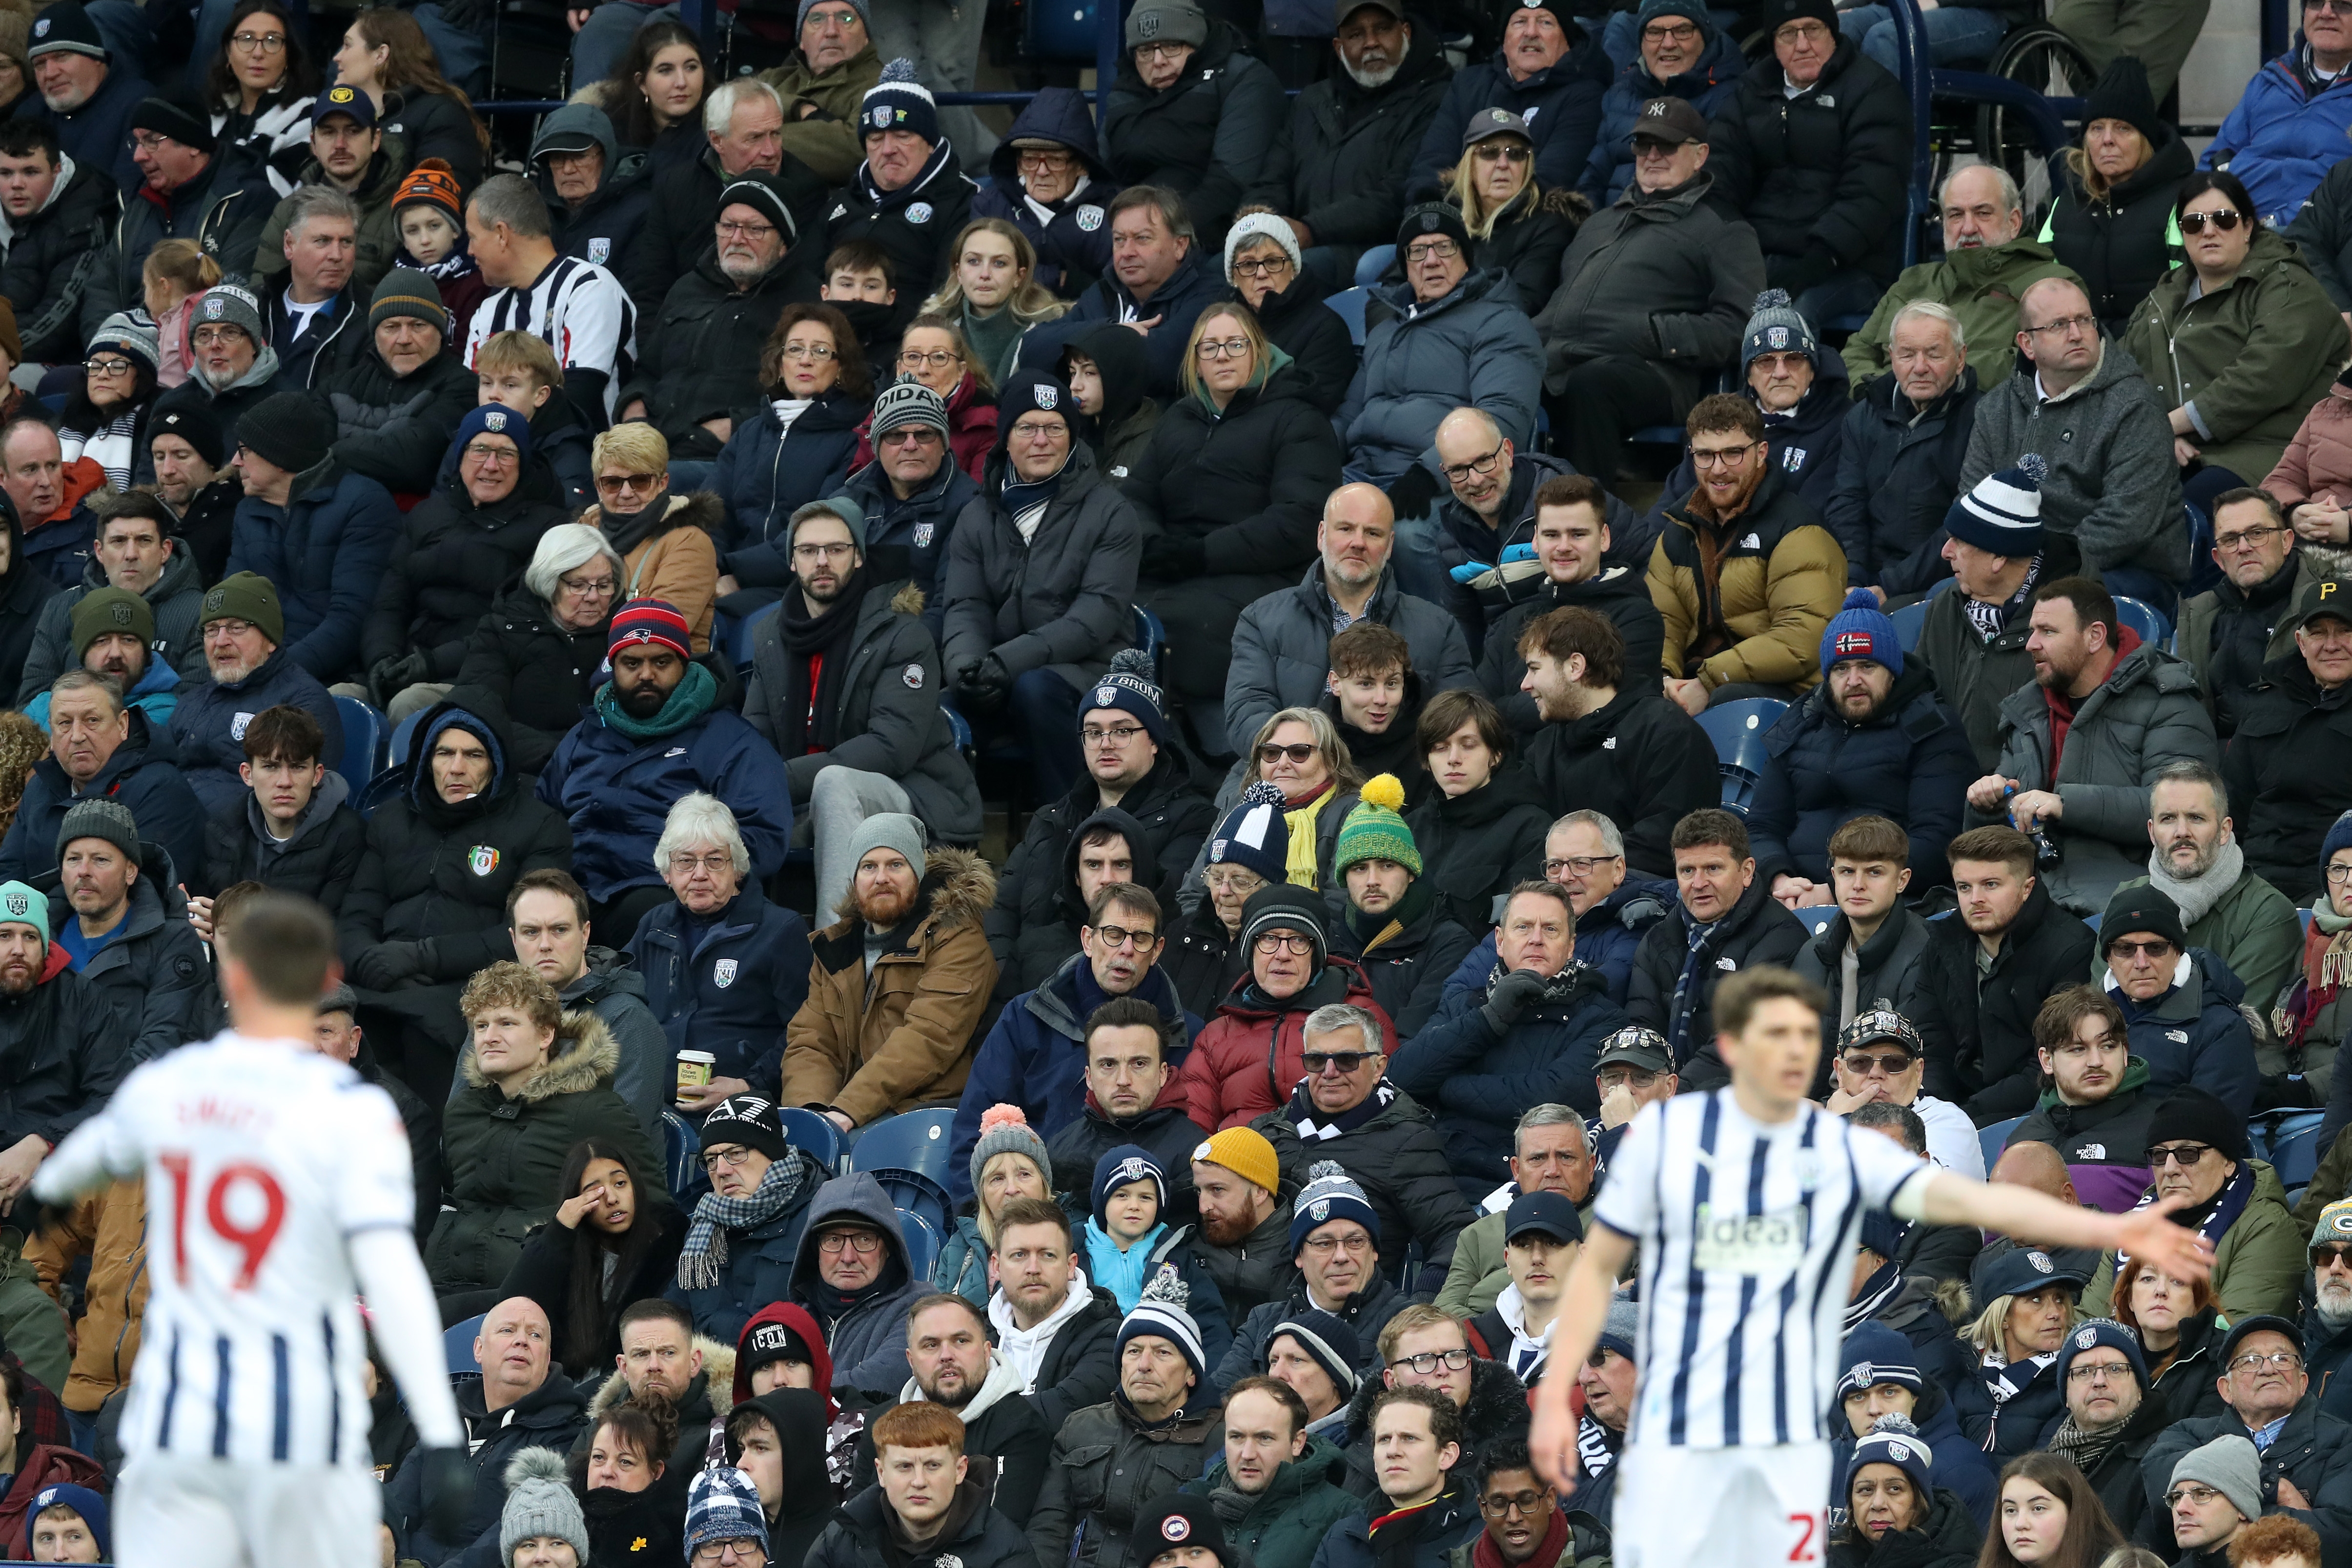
[1081,648,1170,745]
[1204,781,1290,885]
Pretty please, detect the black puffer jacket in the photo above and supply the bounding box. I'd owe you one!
[1236,280,1358,417]
[1466,185,1582,316]
[1523,684,1721,877]
[1121,362,1341,579]
[2224,651,2352,905]
[940,443,1144,689]
[2043,126,2196,335]
[1329,891,1478,1041]
[1921,878,2101,1120]
[823,146,977,330]
[1704,39,1912,288]
[197,770,368,907]
[1098,18,1288,237]
[324,346,481,497]
[452,585,613,777]
[1243,24,1455,275]
[334,701,575,985]
[1825,368,1982,596]
[1164,897,1245,1021]
[622,248,821,461]
[619,143,829,314]
[1403,765,1554,934]
[1823,1491,1980,1568]
[1478,566,1667,730]
[0,158,119,365]
[384,1372,587,1567]
[1253,1083,1476,1271]
[360,465,569,681]
[1624,876,1809,1089]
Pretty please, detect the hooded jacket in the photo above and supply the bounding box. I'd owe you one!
[385,1367,590,1567]
[628,878,812,1092]
[1842,239,2085,387]
[1225,562,1477,758]
[197,765,368,908]
[1097,19,1285,237]
[2004,1058,2163,1215]
[2043,123,2196,335]
[1053,322,1166,478]
[1579,29,1745,208]
[941,442,1143,690]
[2093,948,2261,1118]
[1338,266,1542,486]
[2122,226,2346,484]
[1923,876,2101,1120]
[1032,1388,1227,1568]
[1624,875,1810,1091]
[808,1472,1043,1568]
[1522,683,1722,878]
[324,339,481,497]
[164,643,343,818]
[0,706,206,884]
[1393,960,1630,1178]
[625,245,821,462]
[2206,40,2352,224]
[783,848,997,1126]
[426,1009,666,1292]
[362,462,569,680]
[1183,1431,1361,1568]
[727,1385,838,1567]
[789,1173,931,1394]
[1650,465,1847,695]
[974,87,1118,297]
[452,581,612,776]
[823,142,978,335]
[225,458,404,682]
[1252,1077,1475,1270]
[1969,629,2221,914]
[1748,664,1977,887]
[1826,368,1983,597]
[35,842,207,1066]
[747,577,983,846]
[0,155,121,366]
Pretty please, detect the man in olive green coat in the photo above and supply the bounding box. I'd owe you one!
[1843,163,2083,387]
[1181,1377,1360,1568]
[757,2,883,187]
[1433,1105,1597,1319]
[2111,763,2304,1018]
[2079,1095,2305,1321]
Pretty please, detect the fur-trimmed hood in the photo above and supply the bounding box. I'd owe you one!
[584,1335,737,1425]
[813,844,995,949]
[457,1008,619,1102]
[888,580,925,617]
[1341,1349,1530,1447]
[580,489,727,545]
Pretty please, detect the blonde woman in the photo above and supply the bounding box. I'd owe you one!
[581,423,722,654]
[1183,707,1363,909]
[1952,1248,2088,1457]
[1448,108,1578,314]
[933,1105,1053,1304]
[921,218,1067,388]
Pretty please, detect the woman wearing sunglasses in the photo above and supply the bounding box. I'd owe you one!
[2120,170,2344,570]
[582,422,723,656]
[1186,708,1366,914]
[1446,109,1578,316]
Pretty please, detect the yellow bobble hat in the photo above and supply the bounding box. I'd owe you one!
[1332,774,1420,877]
[1191,1126,1280,1196]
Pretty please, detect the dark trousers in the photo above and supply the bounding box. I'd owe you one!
[592,885,671,951]
[1547,357,1679,483]
[971,668,1085,802]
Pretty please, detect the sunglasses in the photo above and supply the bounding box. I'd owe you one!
[1302,1050,1373,1073]
[1256,742,1318,765]
[2179,208,2246,235]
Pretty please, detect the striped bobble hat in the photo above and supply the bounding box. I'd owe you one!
[1820,587,1902,678]
[1850,1414,1934,1495]
[608,598,692,661]
[1333,774,1420,877]
[1205,781,1288,885]
[861,58,939,146]
[1944,452,2047,557]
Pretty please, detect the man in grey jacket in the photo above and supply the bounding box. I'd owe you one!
[790,1173,929,1396]
[1961,277,2186,610]
[1224,483,1475,756]
[1963,575,2219,913]
[505,867,669,1147]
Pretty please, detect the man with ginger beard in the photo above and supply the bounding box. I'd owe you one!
[1192,1126,1295,1316]
[846,1293,1053,1517]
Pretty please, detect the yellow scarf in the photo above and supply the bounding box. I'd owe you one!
[1285,784,1338,887]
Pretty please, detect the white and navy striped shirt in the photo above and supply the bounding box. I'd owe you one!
[39,1032,415,1468]
[463,253,637,417]
[1592,1091,1930,1450]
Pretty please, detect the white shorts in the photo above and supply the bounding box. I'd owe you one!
[1611,1440,1832,1568]
[113,1452,383,1568]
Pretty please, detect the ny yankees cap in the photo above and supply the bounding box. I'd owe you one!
[1629,97,1708,147]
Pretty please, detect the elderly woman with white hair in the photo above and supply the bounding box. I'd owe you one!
[454,522,626,774]
[625,792,813,1120]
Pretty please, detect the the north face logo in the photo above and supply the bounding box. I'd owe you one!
[2080,1142,2105,1160]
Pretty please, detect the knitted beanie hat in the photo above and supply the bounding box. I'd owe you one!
[151,404,228,468]
[1133,1494,1230,1568]
[87,312,160,373]
[2052,1318,2149,1392]
[846,812,928,884]
[1944,453,2047,557]
[2146,1088,2249,1163]
[199,572,285,646]
[28,1,106,59]
[1190,1126,1279,1195]
[685,1466,772,1557]
[1265,1310,1361,1394]
[1224,212,1302,284]
[790,496,867,553]
[1820,587,1903,678]
[369,267,448,336]
[1596,1296,1639,1359]
[1118,1295,1207,1382]
[1290,1159,1380,1254]
[2321,809,2352,876]
[2170,1435,2263,1527]
[1125,0,1208,48]
[2098,883,2187,958]
[1092,1144,1167,1224]
[454,401,534,467]
[1081,648,1169,745]
[870,380,951,442]
[1635,0,1716,40]
[57,798,141,869]
[2083,56,2165,148]
[391,157,465,225]
[1850,1414,1935,1498]
[1333,774,1421,877]
[1205,782,1289,886]
[25,1485,107,1562]
[699,1093,790,1162]
[194,283,266,348]
[798,0,871,34]
[1241,884,1326,969]
[1740,288,1818,372]
[608,598,693,662]
[861,59,940,147]
[499,1449,589,1562]
[70,586,153,658]
[236,390,334,476]
[0,882,45,948]
[971,1103,1052,1199]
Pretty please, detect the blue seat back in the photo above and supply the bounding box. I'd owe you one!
[777,1107,844,1176]
[732,602,780,672]
[871,1166,953,1240]
[1978,1116,2024,1176]
[2270,1111,2327,1191]
[847,1108,956,1187]
[355,765,406,821]
[445,1313,485,1375]
[1325,288,1368,347]
[661,1110,704,1206]
[1132,604,1166,684]
[1353,245,1396,289]
[331,696,385,794]
[1891,601,1929,653]
[1695,697,1786,816]
[943,702,974,759]
[898,1210,943,1282]
[1797,905,1839,937]
[387,707,429,768]
[2114,596,2172,649]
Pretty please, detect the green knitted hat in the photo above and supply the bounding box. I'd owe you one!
[1332,774,1420,877]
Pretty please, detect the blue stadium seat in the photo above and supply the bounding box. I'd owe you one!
[445,1313,485,1375]
[1891,601,1929,653]
[661,1110,703,1206]
[943,702,974,760]
[777,1107,844,1176]
[387,707,428,768]
[1695,698,1786,815]
[871,1166,953,1241]
[1797,905,1840,937]
[1354,245,1396,289]
[846,1107,955,1188]
[1629,427,1685,448]
[1132,604,1166,684]
[331,696,385,794]
[2114,596,2171,649]
[898,1209,943,1282]
[1979,1116,2023,1175]
[1925,576,1956,600]
[1325,288,1369,347]
[354,766,406,820]
[2271,1111,2327,1191]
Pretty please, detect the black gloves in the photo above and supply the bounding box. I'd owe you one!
[1141,533,1207,582]
[1481,967,1552,1035]
[368,652,430,708]
[417,1446,477,1544]
[352,940,435,991]
[958,653,1012,713]
[1386,462,1442,521]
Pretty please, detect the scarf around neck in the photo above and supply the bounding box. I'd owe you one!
[2116,1158,2256,1272]
[595,660,718,740]
[1289,1076,1397,1140]
[2145,838,2246,927]
[999,447,1071,529]
[1667,911,1728,1067]
[2315,897,2352,993]
[2046,1409,2129,1472]
[676,1148,816,1289]
[777,570,872,758]
[599,494,675,560]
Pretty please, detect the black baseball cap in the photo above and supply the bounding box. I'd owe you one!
[1630,97,1709,147]
[1505,1189,1583,1245]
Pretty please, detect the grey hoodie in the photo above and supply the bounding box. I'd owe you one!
[789,1172,925,1395]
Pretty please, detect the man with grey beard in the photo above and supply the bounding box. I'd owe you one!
[617,170,816,463]
[2307,1201,2352,1420]
[2111,762,2301,1021]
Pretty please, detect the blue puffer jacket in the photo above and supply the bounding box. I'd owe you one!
[1336,268,1542,484]
[1746,662,1977,888]
[946,954,1201,1206]
[2107,948,2260,1117]
[225,463,404,682]
[1389,961,1629,1180]
[536,681,794,903]
[2207,41,2352,225]
[1441,875,1676,1007]
[627,880,814,1093]
[713,389,870,587]
[1578,30,1745,207]
[665,1159,823,1344]
[1406,39,1612,203]
[165,646,345,817]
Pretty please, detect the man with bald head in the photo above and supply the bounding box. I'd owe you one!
[1225,482,1475,756]
[1962,274,2186,609]
[385,1295,588,1561]
[1970,1140,2101,1291]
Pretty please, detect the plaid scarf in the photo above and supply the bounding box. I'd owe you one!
[676,1147,818,1290]
[2045,1410,2127,1473]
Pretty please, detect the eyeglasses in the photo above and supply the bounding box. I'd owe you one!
[1017,149,1074,170]
[1090,923,1159,951]
[463,443,518,465]
[1254,933,1315,956]
[1197,337,1252,361]
[2317,1243,2352,1270]
[1081,723,1146,743]
[1641,20,1699,38]
[1133,41,1190,60]
[1544,855,1617,877]
[2166,1487,2227,1509]
[779,341,837,361]
[205,618,258,639]
[1473,143,1532,164]
[1480,1491,1548,1518]
[596,472,659,497]
[190,325,247,348]
[1841,1052,1915,1076]
[2180,208,2247,234]
[1257,742,1317,765]
[803,4,861,24]
[2330,863,2352,884]
[84,358,136,378]
[1205,867,1265,893]
[1441,443,1505,484]
[1392,1347,1473,1375]
[898,348,962,369]
[2023,313,2096,338]
[1404,239,1460,264]
[2066,1360,2133,1384]
[792,541,856,561]
[557,573,617,597]
[1301,1232,1373,1256]
[818,1230,884,1255]
[2107,938,2174,960]
[1010,419,1064,441]
[2215,523,2287,551]
[716,219,777,241]
[2148,1142,2212,1168]
[2309,0,2352,11]
[1232,255,1293,278]
[700,1145,758,1172]
[1691,442,1759,468]
[668,852,734,874]
[691,1543,768,1566]
[1302,1050,1373,1074]
[230,30,287,51]
[2228,1350,2304,1373]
